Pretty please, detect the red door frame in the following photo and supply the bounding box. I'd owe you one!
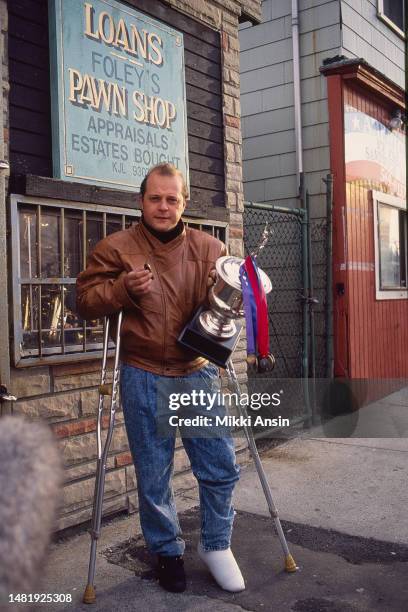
[322,60,405,379]
[326,73,349,377]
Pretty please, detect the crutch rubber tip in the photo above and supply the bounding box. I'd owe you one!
[284,554,298,573]
[83,584,96,604]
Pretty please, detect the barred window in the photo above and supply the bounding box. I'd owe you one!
[11,195,227,366]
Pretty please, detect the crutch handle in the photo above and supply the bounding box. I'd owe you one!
[99,383,113,396]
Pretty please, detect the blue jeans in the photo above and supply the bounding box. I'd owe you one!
[120,362,240,556]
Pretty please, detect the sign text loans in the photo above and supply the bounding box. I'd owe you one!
[49,0,188,190]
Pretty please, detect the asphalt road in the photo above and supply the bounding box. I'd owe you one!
[31,431,408,612]
[99,507,408,612]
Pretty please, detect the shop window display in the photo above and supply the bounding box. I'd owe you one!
[12,199,139,365]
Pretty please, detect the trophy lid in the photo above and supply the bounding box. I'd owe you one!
[215,256,272,294]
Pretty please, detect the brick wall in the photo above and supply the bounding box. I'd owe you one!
[0,0,10,391]
[2,0,259,530]
[9,353,249,531]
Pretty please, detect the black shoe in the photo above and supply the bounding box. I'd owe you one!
[157,554,186,593]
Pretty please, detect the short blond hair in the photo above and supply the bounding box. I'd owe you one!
[140,163,189,202]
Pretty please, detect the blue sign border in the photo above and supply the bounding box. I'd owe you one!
[48,0,189,192]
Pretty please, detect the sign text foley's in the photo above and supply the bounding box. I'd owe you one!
[49,0,189,191]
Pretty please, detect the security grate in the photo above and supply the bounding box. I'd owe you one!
[11,195,227,366]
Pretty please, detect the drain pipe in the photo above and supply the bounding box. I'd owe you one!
[291,0,303,195]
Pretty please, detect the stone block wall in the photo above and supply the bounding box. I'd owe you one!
[2,0,261,531]
[0,0,10,391]
[9,357,249,530]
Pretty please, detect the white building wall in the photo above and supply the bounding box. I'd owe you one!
[240,0,341,217]
[340,0,405,89]
[239,0,404,217]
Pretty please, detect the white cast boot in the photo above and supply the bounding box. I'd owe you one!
[197,542,245,592]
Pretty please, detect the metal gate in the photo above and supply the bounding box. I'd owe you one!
[242,178,332,437]
[243,204,304,378]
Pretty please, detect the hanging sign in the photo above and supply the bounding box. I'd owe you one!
[48,0,189,191]
[344,105,405,199]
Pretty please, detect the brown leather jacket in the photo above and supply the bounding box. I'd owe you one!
[76,221,226,375]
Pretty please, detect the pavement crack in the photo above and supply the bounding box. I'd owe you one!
[305,438,408,454]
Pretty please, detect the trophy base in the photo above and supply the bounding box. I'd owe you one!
[178,306,243,368]
[199,310,237,338]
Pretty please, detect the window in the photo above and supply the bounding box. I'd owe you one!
[378,0,405,38]
[372,191,407,300]
[11,195,227,366]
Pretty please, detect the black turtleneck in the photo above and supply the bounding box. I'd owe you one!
[141,216,184,244]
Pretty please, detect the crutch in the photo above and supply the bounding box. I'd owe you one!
[83,310,123,604]
[226,359,297,573]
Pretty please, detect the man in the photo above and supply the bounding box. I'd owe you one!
[76,163,244,593]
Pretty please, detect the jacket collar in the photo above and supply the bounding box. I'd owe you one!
[141,216,184,243]
[133,218,186,253]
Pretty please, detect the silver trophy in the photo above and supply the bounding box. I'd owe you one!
[199,256,272,338]
[178,256,272,367]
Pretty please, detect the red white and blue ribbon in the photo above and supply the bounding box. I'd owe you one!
[239,263,257,361]
[240,256,272,368]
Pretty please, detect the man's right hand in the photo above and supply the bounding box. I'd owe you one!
[124,266,153,298]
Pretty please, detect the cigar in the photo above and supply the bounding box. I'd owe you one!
[144,263,153,278]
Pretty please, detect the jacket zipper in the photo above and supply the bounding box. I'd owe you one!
[154,263,167,375]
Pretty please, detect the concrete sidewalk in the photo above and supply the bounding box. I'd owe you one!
[31,422,408,612]
[233,437,408,544]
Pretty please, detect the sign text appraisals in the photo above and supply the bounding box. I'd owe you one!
[49,0,189,191]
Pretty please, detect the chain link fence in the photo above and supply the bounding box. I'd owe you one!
[310,216,328,378]
[243,195,330,437]
[243,206,304,378]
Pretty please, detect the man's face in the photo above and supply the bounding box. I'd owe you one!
[141,171,185,232]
